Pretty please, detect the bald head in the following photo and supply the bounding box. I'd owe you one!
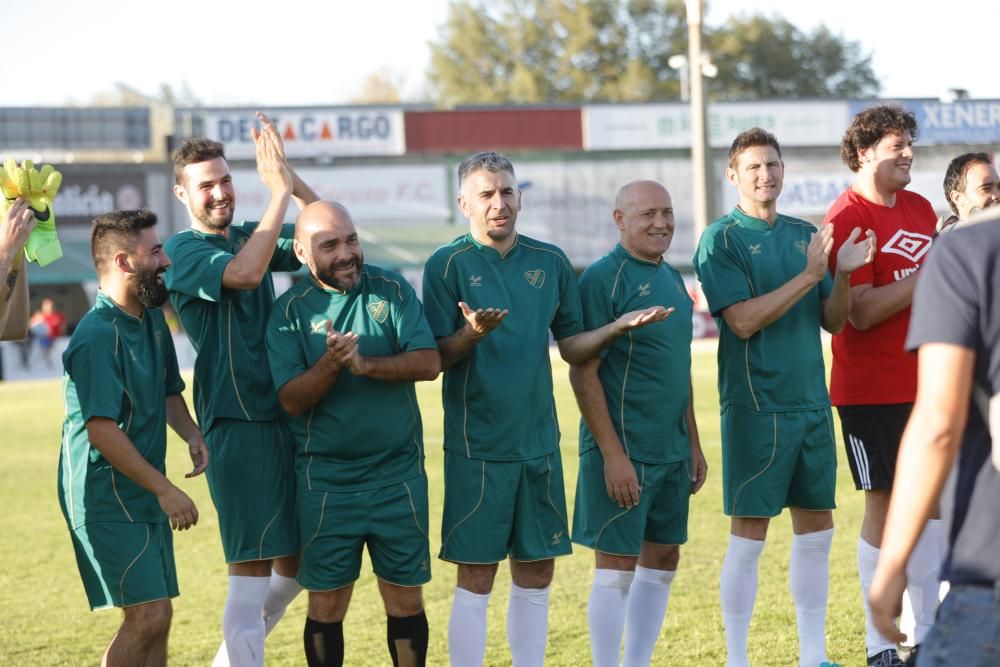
[613,180,674,262]
[615,180,669,213]
[294,200,364,291]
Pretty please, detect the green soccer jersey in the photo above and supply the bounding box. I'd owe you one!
[164,222,300,434]
[422,233,584,461]
[578,244,694,463]
[267,267,436,492]
[58,292,185,528]
[694,208,833,412]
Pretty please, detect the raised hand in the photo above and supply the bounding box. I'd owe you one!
[1,198,37,259]
[253,113,292,195]
[323,320,360,368]
[836,227,876,275]
[804,223,835,283]
[615,306,673,333]
[250,111,288,161]
[459,301,509,336]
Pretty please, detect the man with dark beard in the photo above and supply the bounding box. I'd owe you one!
[59,208,208,667]
[266,201,440,667]
[164,115,318,666]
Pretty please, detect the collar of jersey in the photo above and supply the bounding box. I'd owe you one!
[467,232,519,260]
[613,243,662,267]
[731,206,776,231]
[95,290,144,324]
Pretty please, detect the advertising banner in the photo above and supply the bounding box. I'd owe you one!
[197,108,406,159]
[584,101,850,150]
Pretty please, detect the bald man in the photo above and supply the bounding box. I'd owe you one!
[266,201,440,667]
[569,181,708,667]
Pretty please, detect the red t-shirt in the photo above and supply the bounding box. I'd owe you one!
[825,188,937,405]
[42,311,66,338]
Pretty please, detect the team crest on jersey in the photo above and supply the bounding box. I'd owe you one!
[367,300,389,323]
[232,237,247,254]
[882,230,932,263]
[524,269,545,289]
[468,275,482,287]
[748,243,762,255]
[637,282,651,297]
[795,240,808,255]
[310,319,328,335]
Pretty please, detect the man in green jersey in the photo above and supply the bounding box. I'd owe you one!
[164,113,318,666]
[422,151,668,666]
[266,201,440,667]
[570,180,708,667]
[694,128,875,667]
[59,208,209,666]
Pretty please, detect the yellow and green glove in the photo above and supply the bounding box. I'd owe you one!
[0,159,63,266]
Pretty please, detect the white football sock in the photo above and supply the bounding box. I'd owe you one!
[906,519,944,645]
[622,565,675,667]
[262,572,302,635]
[720,535,765,667]
[221,575,270,667]
[857,538,895,657]
[790,528,833,667]
[588,568,633,667]
[211,572,303,666]
[508,583,550,667]
[449,587,490,667]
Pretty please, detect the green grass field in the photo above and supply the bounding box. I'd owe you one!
[0,346,868,666]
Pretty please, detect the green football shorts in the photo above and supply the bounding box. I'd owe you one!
[298,474,431,590]
[440,450,572,564]
[572,448,691,555]
[70,520,178,610]
[722,405,837,517]
[204,418,298,563]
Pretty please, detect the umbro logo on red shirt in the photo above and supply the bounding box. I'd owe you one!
[881,230,932,263]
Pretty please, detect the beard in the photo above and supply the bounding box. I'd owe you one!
[193,200,234,231]
[133,265,169,308]
[315,254,363,292]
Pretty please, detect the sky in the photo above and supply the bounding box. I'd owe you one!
[1,0,996,108]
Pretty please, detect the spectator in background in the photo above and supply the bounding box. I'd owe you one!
[29,297,67,367]
[938,153,1000,233]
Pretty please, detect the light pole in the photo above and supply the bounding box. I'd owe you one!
[685,0,711,245]
[667,54,717,103]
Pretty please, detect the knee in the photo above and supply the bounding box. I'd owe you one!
[510,559,554,589]
[126,600,173,639]
[642,545,680,571]
[457,563,499,595]
[309,591,348,623]
[383,586,424,618]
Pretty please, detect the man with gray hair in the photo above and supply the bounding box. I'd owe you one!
[422,151,667,666]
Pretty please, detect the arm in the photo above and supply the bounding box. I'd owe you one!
[85,418,200,530]
[869,343,974,642]
[686,379,707,494]
[848,274,919,331]
[165,394,209,478]
[557,306,672,365]
[221,118,292,290]
[348,347,440,382]
[277,326,358,416]
[251,111,318,211]
[721,224,835,339]
[569,357,640,508]
[0,199,37,338]
[435,302,508,370]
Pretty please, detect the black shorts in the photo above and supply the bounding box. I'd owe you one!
[837,403,913,491]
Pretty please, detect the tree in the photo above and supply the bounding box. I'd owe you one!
[352,68,406,104]
[427,0,688,105]
[426,0,879,105]
[707,15,879,100]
